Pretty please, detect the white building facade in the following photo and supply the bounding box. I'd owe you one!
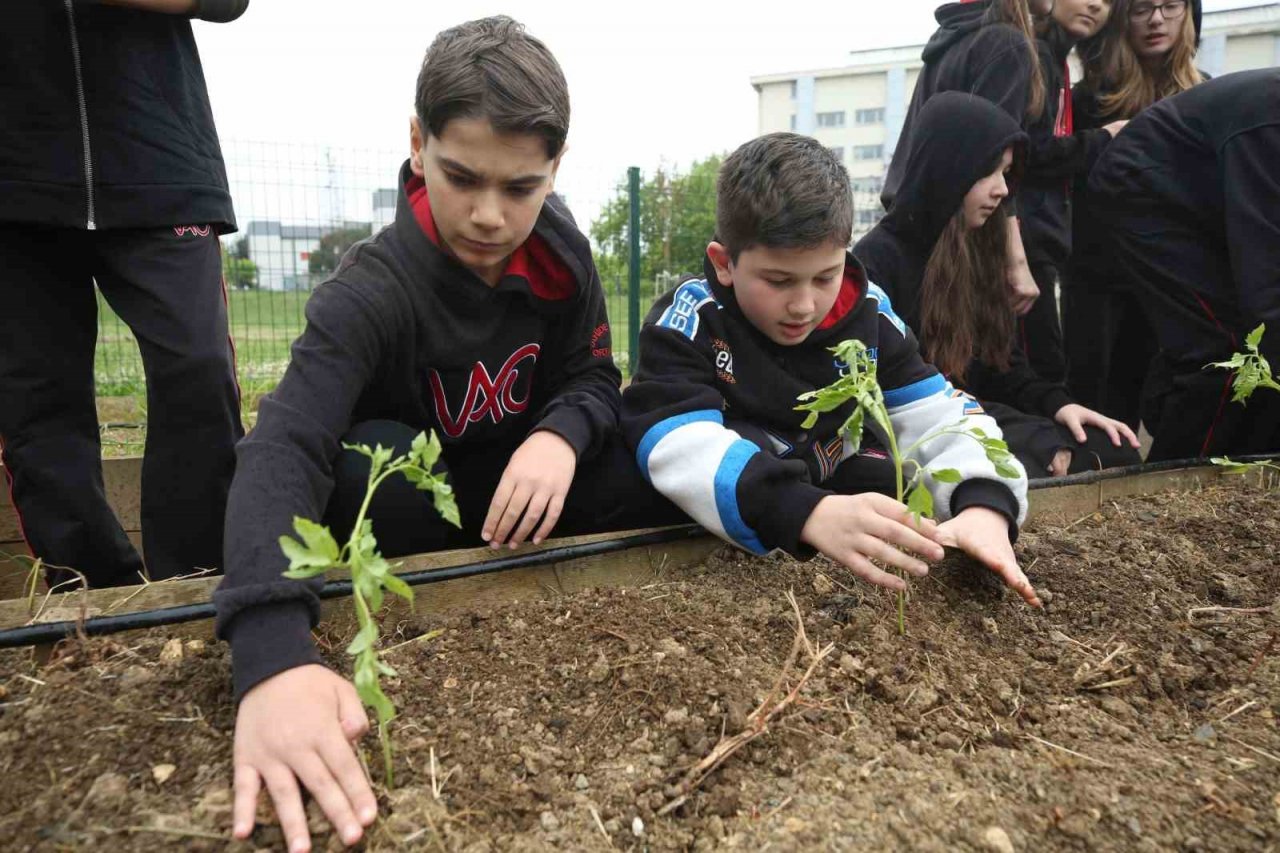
[752,3,1280,232]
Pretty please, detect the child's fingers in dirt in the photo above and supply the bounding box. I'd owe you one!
[232,764,262,839]
[841,553,909,592]
[296,753,366,846]
[855,534,931,577]
[977,546,1041,607]
[261,765,313,853]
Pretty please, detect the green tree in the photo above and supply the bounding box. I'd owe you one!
[221,242,258,290]
[309,224,373,276]
[590,154,723,291]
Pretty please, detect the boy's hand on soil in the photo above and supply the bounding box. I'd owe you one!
[1053,403,1140,449]
[233,665,376,852]
[800,494,945,591]
[483,430,577,548]
[936,507,1041,608]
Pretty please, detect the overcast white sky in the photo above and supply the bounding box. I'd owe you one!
[196,0,1253,226]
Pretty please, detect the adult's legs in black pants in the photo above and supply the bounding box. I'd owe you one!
[0,226,143,588]
[95,227,244,580]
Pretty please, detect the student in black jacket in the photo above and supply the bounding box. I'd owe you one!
[1015,0,1126,383]
[215,18,681,851]
[1064,0,1205,428]
[856,92,1141,477]
[884,0,1053,320]
[624,132,1042,616]
[1088,69,1280,461]
[0,0,248,588]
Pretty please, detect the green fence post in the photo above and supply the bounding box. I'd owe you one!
[627,166,641,375]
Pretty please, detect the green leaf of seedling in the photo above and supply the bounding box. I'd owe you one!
[279,517,340,574]
[383,572,414,604]
[906,484,934,520]
[929,467,963,484]
[364,554,390,579]
[342,441,376,460]
[1246,322,1265,351]
[429,480,462,528]
[346,622,377,656]
[355,666,396,725]
[410,430,444,471]
[375,659,399,677]
[994,459,1023,480]
[1210,456,1258,475]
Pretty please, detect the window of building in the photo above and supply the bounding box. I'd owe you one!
[789,114,796,131]
[816,111,846,128]
[856,209,881,227]
[853,145,884,161]
[852,177,883,193]
[855,107,886,125]
[828,146,844,162]
[789,80,797,99]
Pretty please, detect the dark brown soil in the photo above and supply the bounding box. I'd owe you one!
[1,481,1277,851]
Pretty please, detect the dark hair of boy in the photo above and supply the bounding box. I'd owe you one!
[415,15,570,159]
[715,133,853,262]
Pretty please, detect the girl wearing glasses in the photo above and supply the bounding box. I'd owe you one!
[1063,0,1204,430]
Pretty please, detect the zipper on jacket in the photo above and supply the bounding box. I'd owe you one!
[63,0,97,230]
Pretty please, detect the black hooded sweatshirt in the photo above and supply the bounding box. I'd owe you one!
[1017,26,1114,267]
[1088,68,1280,379]
[0,0,247,233]
[856,92,1073,419]
[214,163,622,698]
[882,0,1037,211]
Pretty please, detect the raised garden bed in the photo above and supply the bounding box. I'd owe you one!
[0,476,1276,851]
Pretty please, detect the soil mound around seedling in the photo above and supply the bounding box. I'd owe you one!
[0,482,1277,851]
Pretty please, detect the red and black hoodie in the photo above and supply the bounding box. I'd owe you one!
[215,161,621,699]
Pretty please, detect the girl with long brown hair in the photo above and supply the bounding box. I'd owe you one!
[1063,0,1204,429]
[857,92,1140,477]
[881,0,1055,325]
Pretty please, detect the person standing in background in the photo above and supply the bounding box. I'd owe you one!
[0,0,248,588]
[1064,0,1204,429]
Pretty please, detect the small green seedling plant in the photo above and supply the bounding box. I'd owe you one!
[279,431,460,787]
[1208,323,1280,476]
[796,339,1020,633]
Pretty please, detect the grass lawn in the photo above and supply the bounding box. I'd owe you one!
[94,283,640,455]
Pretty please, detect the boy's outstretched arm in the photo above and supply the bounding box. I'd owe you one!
[215,280,391,851]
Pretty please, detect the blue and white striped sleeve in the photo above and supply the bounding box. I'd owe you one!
[635,409,768,554]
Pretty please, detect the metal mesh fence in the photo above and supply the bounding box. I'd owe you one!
[92,141,885,394]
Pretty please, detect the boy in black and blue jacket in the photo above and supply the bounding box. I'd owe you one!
[623,133,1041,602]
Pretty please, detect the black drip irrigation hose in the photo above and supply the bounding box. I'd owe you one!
[0,524,706,649]
[2,453,1275,648]
[1026,452,1277,490]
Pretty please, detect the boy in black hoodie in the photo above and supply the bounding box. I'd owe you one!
[1088,69,1280,461]
[623,133,1041,615]
[216,18,679,851]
